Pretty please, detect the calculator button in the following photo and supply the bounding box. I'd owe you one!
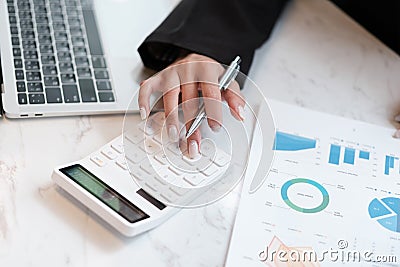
[115,157,128,170]
[101,147,118,160]
[125,131,144,144]
[183,174,206,186]
[140,138,161,155]
[213,151,231,167]
[125,149,146,164]
[199,163,219,176]
[154,152,168,165]
[160,191,176,202]
[130,168,149,181]
[140,161,159,175]
[167,143,183,155]
[91,155,107,167]
[169,186,189,196]
[168,166,183,176]
[111,142,123,154]
[200,139,216,158]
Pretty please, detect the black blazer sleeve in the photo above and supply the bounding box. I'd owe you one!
[138,0,288,74]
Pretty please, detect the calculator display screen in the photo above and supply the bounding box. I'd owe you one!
[60,164,149,223]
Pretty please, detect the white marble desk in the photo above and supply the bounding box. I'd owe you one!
[1,0,400,266]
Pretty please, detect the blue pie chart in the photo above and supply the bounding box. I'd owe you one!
[368,197,400,233]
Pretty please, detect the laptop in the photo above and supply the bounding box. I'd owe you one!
[0,0,169,118]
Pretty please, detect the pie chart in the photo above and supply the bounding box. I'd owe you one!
[368,197,400,233]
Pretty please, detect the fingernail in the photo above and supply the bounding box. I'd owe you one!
[168,125,179,142]
[211,125,221,132]
[139,107,147,120]
[238,105,245,120]
[188,140,199,159]
[394,130,400,139]
[395,114,400,122]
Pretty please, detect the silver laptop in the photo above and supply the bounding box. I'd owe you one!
[0,0,169,118]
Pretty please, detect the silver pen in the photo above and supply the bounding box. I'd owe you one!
[185,56,241,139]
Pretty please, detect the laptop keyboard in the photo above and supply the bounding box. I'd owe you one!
[7,0,115,105]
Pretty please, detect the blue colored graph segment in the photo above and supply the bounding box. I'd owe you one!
[359,150,370,160]
[328,145,340,165]
[273,131,316,151]
[368,197,400,233]
[344,148,356,165]
[384,155,398,175]
[328,144,370,166]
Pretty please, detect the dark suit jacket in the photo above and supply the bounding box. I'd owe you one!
[138,0,400,74]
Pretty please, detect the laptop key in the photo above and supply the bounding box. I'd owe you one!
[92,57,106,68]
[15,70,24,80]
[94,70,109,79]
[59,62,74,73]
[23,50,38,60]
[37,25,50,34]
[27,82,43,92]
[57,52,72,62]
[18,93,27,104]
[22,40,36,50]
[25,60,40,70]
[56,41,69,51]
[45,88,63,103]
[21,30,35,39]
[43,65,57,75]
[73,47,87,57]
[62,85,80,103]
[79,79,97,102]
[82,9,104,55]
[10,26,18,35]
[75,57,89,67]
[9,15,17,24]
[16,82,26,92]
[96,80,112,90]
[61,73,76,84]
[8,5,15,13]
[28,93,45,104]
[14,59,23,68]
[26,71,41,82]
[98,92,115,102]
[41,55,56,65]
[38,35,52,44]
[54,32,68,41]
[53,22,66,31]
[44,76,60,86]
[77,67,91,77]
[20,21,33,29]
[13,47,21,57]
[11,36,19,46]
[39,44,54,54]
[71,37,85,47]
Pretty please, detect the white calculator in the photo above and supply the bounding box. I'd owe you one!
[52,112,234,237]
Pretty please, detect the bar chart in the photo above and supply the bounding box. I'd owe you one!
[384,155,399,176]
[328,144,370,166]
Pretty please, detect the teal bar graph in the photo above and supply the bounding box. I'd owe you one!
[328,145,340,165]
[385,155,398,175]
[273,131,316,151]
[329,145,370,166]
[359,150,370,160]
[344,148,356,165]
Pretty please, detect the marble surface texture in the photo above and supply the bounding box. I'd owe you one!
[1,0,400,266]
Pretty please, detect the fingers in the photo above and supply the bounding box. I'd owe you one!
[163,87,180,142]
[138,79,153,120]
[222,80,246,121]
[181,82,201,157]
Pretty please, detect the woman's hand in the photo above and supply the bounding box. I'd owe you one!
[138,53,245,158]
